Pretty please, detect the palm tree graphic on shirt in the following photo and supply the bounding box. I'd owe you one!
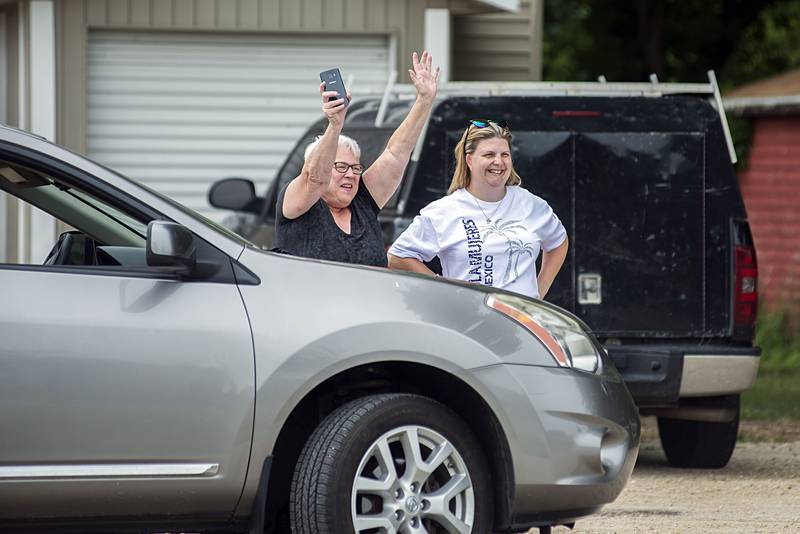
[480,219,533,284]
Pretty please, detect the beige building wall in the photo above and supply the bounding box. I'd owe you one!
[1,5,19,127]
[453,0,542,81]
[56,0,502,154]
[1,3,19,262]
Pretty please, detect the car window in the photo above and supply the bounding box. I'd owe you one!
[129,177,254,247]
[46,145,252,248]
[67,188,147,238]
[0,161,148,267]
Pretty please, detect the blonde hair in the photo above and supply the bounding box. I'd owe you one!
[447,122,521,194]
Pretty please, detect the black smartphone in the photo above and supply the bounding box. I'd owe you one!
[319,68,349,107]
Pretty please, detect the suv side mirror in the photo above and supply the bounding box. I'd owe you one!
[208,178,263,214]
[146,221,196,273]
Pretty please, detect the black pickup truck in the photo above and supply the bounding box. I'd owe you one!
[210,81,760,469]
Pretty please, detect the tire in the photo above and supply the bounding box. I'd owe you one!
[657,395,740,469]
[289,393,493,534]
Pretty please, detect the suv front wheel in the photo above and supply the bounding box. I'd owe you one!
[289,393,493,533]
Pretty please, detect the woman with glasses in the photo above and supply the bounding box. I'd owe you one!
[275,51,440,267]
[388,120,569,300]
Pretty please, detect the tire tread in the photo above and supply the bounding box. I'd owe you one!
[290,394,407,533]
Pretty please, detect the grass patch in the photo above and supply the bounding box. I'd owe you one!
[742,368,800,420]
[740,308,800,421]
[756,308,800,371]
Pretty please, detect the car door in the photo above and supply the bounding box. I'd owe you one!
[0,160,255,521]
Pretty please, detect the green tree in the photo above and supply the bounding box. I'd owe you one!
[722,1,800,86]
[542,0,796,88]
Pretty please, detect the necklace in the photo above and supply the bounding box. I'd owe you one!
[470,188,508,224]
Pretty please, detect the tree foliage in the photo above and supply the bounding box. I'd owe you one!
[722,1,800,86]
[543,0,800,89]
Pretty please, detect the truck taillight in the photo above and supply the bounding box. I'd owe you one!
[734,244,758,329]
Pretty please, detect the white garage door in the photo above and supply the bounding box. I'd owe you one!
[87,31,390,219]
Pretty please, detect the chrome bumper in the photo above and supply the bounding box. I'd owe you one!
[679,354,760,397]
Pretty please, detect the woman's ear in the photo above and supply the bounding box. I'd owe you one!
[465,152,473,170]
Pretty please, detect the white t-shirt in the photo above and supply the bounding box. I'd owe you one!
[389,186,567,299]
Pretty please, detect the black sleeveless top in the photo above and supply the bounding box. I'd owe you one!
[275,182,388,268]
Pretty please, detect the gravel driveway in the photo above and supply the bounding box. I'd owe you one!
[546,418,800,534]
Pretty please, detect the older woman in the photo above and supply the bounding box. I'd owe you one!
[275,52,440,267]
[388,120,569,300]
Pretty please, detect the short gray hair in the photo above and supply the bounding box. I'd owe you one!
[304,134,361,161]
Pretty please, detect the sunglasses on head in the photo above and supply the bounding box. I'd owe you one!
[464,119,510,156]
[468,119,509,129]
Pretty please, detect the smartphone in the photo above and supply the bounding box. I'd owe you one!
[319,68,350,107]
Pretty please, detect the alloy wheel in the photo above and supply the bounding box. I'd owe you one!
[351,424,475,533]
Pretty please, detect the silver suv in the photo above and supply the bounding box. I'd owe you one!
[0,125,639,533]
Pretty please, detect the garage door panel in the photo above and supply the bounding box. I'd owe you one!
[89,108,323,124]
[88,83,290,97]
[88,91,318,108]
[91,153,284,167]
[89,57,390,71]
[88,138,285,153]
[90,76,387,94]
[88,124,308,140]
[88,31,389,220]
[117,161,286,180]
[89,93,312,109]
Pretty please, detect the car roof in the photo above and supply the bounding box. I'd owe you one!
[0,123,48,141]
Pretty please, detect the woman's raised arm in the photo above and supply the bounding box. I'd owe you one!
[282,83,349,219]
[362,51,440,209]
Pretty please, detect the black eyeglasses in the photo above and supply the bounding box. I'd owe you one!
[468,119,509,130]
[333,161,364,175]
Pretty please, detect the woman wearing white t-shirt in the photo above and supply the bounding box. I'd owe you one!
[387,120,569,300]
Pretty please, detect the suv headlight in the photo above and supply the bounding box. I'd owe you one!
[486,293,600,373]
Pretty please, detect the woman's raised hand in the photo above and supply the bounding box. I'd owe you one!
[320,82,350,129]
[409,51,440,102]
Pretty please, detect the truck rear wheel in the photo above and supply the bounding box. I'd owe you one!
[289,393,493,533]
[657,395,740,468]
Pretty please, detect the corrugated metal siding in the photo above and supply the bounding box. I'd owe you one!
[452,0,541,81]
[80,0,484,76]
[84,0,484,29]
[738,117,800,316]
[87,31,389,217]
[86,0,398,30]
[60,0,514,154]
